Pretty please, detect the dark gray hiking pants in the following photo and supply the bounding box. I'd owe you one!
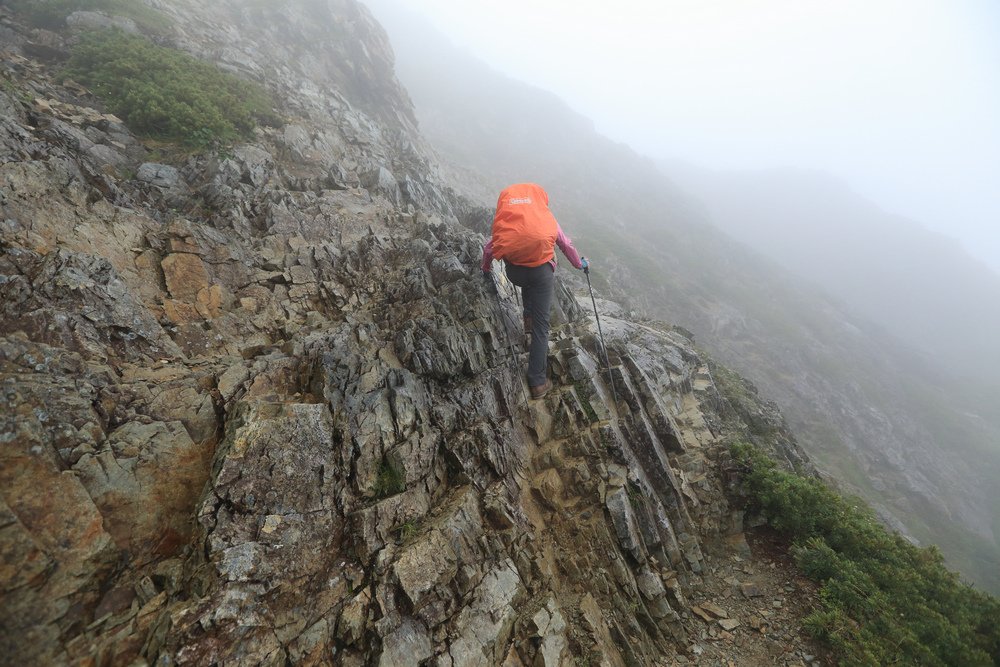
[503,262,555,388]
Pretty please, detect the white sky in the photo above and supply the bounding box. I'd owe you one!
[383,0,1000,273]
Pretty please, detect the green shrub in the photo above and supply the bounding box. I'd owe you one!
[397,520,418,543]
[8,0,172,34]
[731,442,1000,666]
[64,29,279,148]
[1,75,31,104]
[372,457,405,498]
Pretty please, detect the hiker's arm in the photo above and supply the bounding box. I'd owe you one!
[556,225,583,269]
[481,239,494,273]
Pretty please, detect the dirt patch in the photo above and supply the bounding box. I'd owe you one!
[668,527,832,666]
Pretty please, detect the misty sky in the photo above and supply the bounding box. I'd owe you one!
[376,1,1000,274]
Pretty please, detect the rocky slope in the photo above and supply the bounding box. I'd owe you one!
[363,0,1000,593]
[661,164,1000,388]
[0,1,833,665]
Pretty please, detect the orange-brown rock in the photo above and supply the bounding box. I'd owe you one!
[161,253,210,301]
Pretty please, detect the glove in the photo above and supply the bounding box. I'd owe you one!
[580,256,589,272]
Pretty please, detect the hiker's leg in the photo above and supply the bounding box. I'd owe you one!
[504,264,529,302]
[504,264,534,345]
[518,284,533,339]
[521,265,555,387]
[503,263,553,386]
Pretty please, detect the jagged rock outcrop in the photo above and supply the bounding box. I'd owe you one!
[0,2,822,665]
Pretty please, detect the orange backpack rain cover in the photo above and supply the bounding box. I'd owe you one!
[490,183,559,267]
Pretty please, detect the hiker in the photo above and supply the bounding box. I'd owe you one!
[482,183,588,399]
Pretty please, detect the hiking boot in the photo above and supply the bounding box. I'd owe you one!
[529,379,552,399]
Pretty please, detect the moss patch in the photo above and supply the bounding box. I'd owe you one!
[573,382,599,423]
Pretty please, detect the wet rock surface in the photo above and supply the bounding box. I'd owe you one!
[0,2,829,665]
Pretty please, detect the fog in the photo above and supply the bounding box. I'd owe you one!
[372,0,1000,274]
[362,0,1000,592]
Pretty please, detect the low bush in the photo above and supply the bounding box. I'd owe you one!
[731,442,1000,666]
[8,0,172,34]
[372,457,405,498]
[64,29,279,148]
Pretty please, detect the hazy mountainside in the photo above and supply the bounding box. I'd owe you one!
[0,1,845,665]
[662,163,1000,392]
[364,0,1000,592]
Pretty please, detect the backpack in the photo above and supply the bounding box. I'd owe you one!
[491,183,558,267]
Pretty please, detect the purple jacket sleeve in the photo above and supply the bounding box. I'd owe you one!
[556,225,583,269]
[481,239,494,273]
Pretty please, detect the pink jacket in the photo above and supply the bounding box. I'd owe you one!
[482,224,583,273]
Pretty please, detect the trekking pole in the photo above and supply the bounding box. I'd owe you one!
[489,271,530,410]
[584,263,619,407]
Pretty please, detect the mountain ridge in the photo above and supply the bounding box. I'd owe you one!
[0,1,833,664]
[0,1,997,664]
[364,0,1000,593]
[661,161,1000,388]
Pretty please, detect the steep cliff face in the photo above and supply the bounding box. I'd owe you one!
[364,0,1000,592]
[1,2,824,665]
